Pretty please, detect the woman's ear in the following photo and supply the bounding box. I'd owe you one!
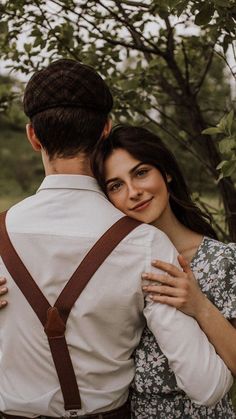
[26,124,42,151]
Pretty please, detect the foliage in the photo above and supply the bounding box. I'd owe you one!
[0,0,236,239]
[0,126,43,196]
[203,110,236,180]
[0,75,43,196]
[0,75,26,129]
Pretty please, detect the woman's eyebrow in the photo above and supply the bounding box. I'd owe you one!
[106,163,144,186]
[106,177,120,186]
[130,162,143,174]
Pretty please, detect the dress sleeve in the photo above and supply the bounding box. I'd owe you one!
[208,242,236,320]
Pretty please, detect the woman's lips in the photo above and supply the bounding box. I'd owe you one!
[131,198,153,211]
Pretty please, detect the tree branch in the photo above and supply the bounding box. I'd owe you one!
[181,40,190,90]
[132,107,217,177]
[97,0,165,57]
[162,18,188,95]
[114,0,151,62]
[194,47,214,95]
[33,0,80,60]
[119,0,149,8]
[49,0,160,55]
[214,49,236,80]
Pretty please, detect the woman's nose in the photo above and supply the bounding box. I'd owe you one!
[128,184,143,200]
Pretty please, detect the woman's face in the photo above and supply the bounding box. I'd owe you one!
[104,148,171,225]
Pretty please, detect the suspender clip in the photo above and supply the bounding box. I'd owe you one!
[44,306,66,338]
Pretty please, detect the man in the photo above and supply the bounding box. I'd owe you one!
[0,59,233,418]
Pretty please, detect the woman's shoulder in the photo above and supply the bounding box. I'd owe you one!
[192,236,236,292]
[198,236,236,265]
[194,237,236,319]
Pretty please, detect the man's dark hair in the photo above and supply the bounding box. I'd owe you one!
[23,59,113,159]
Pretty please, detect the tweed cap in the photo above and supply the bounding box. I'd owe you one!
[23,59,113,118]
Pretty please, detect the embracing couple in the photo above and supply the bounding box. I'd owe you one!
[0,59,235,419]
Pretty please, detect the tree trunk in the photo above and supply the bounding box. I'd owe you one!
[186,98,236,241]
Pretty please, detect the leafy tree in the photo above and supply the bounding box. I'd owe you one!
[0,75,26,129]
[0,74,43,197]
[0,0,236,239]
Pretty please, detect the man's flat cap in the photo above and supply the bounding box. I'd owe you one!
[23,59,113,118]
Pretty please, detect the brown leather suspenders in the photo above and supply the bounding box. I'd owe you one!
[0,211,141,414]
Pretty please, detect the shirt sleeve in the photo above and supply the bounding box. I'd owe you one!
[143,228,233,406]
[207,242,236,320]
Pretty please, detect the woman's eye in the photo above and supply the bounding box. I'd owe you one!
[108,182,123,192]
[136,168,149,177]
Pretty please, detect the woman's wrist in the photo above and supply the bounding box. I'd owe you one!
[194,294,213,323]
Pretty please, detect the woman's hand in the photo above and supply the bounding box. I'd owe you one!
[142,255,206,317]
[0,277,8,308]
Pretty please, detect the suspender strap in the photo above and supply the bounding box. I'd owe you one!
[0,211,141,411]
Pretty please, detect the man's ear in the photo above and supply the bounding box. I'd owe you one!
[26,123,42,151]
[101,118,112,140]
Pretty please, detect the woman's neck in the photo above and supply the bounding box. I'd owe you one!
[152,211,203,263]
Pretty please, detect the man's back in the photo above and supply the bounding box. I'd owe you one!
[0,174,167,416]
[0,174,233,417]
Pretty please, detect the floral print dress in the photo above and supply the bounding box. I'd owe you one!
[131,237,236,418]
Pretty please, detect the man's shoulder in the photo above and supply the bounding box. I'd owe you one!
[122,221,173,248]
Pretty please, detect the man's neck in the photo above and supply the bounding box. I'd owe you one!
[42,152,94,177]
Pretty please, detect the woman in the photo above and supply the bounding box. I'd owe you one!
[91,125,236,418]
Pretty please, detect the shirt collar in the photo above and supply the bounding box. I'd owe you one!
[37,174,104,195]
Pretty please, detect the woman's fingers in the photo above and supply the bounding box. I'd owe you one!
[151,259,184,277]
[0,277,8,308]
[0,300,7,308]
[142,272,175,286]
[0,277,6,285]
[143,284,186,297]
[148,294,184,308]
[0,286,8,296]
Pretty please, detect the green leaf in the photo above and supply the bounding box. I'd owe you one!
[218,137,236,154]
[226,109,234,131]
[217,110,234,135]
[195,4,215,26]
[24,43,32,54]
[202,127,224,135]
[175,0,189,16]
[216,160,227,170]
[217,160,236,178]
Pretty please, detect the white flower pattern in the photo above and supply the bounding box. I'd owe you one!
[131,237,236,418]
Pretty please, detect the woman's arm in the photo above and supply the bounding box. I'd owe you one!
[142,256,236,376]
[0,277,8,308]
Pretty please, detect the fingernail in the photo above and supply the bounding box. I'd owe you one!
[0,301,7,307]
[151,260,159,265]
[142,273,148,279]
[0,287,7,293]
[142,286,148,290]
[149,294,154,299]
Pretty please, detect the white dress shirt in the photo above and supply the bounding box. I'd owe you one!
[0,175,232,417]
